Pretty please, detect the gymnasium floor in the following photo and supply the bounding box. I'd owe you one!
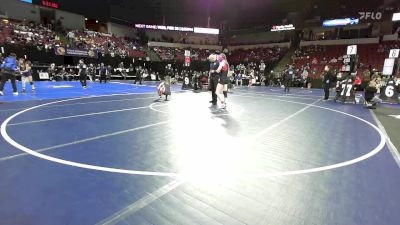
[0,81,399,225]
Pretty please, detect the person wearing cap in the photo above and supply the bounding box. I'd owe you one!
[0,53,19,96]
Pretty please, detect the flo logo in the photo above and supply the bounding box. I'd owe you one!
[359,12,382,20]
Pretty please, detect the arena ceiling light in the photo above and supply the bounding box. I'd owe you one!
[393,12,400,21]
[322,18,359,27]
[193,27,220,35]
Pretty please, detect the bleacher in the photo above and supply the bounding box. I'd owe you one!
[151,47,213,62]
[293,41,400,79]
[228,47,288,64]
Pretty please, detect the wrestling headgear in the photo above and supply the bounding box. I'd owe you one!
[217,53,226,62]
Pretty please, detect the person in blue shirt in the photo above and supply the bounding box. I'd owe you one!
[0,53,19,96]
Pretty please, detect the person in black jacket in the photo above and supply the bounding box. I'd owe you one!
[99,63,108,83]
[0,53,19,95]
[208,54,219,105]
[134,66,143,85]
[283,65,294,92]
[78,59,88,89]
[164,64,173,85]
[322,65,335,100]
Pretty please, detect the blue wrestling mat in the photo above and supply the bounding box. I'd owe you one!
[0,83,399,225]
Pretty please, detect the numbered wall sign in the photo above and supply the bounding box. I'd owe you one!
[181,76,193,90]
[389,49,399,58]
[347,45,357,55]
[380,80,399,103]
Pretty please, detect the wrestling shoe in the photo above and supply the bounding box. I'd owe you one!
[13,92,19,96]
[221,102,226,109]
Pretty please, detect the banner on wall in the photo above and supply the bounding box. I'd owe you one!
[54,47,98,58]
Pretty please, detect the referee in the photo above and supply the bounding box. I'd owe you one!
[283,65,294,92]
[322,65,335,100]
[78,59,88,89]
[134,66,143,85]
[164,64,173,85]
[208,54,219,105]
